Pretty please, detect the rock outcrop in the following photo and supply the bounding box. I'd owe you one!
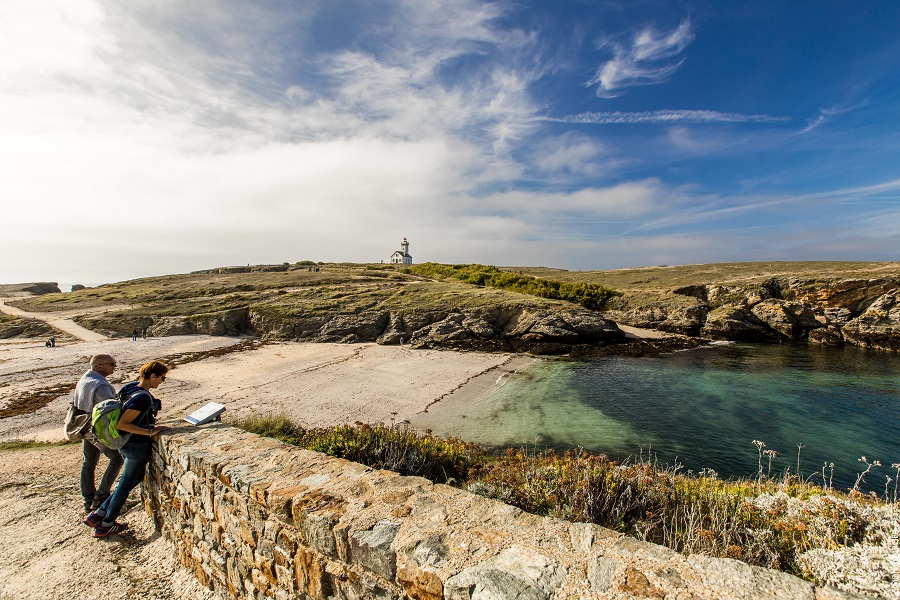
[840,289,900,351]
[613,277,900,351]
[65,274,900,353]
[76,306,626,355]
[4,282,62,295]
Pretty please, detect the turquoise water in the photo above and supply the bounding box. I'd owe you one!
[418,343,900,493]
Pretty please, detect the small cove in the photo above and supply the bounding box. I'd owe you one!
[414,342,900,493]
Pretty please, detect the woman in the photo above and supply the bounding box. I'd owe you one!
[84,360,171,538]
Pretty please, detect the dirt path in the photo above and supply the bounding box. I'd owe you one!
[0,443,217,600]
[0,299,108,342]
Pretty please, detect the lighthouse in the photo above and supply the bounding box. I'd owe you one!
[390,237,413,265]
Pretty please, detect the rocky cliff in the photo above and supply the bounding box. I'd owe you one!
[75,305,628,355]
[607,277,900,351]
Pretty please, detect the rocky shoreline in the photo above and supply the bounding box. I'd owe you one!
[67,276,900,355]
[607,276,900,352]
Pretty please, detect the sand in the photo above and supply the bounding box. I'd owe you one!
[0,335,536,442]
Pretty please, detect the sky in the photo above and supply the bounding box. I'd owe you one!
[2,0,899,285]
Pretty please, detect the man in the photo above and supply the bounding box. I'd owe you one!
[73,354,124,513]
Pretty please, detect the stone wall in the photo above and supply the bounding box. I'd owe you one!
[143,425,862,599]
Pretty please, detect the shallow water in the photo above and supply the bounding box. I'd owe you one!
[417,343,900,493]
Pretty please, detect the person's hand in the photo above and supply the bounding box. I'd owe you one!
[150,425,171,435]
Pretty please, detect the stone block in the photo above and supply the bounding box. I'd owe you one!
[265,485,308,519]
[444,547,565,600]
[274,545,291,567]
[263,518,281,542]
[240,520,258,549]
[569,522,619,552]
[621,565,664,599]
[256,550,278,587]
[410,495,449,525]
[687,555,816,600]
[397,556,444,600]
[349,520,401,581]
[258,537,276,561]
[250,567,270,593]
[295,546,333,599]
[276,528,298,555]
[815,586,870,600]
[587,555,619,593]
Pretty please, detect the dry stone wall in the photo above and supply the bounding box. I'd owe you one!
[143,425,863,600]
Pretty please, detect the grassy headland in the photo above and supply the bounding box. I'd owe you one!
[14,260,898,319]
[10,264,574,318]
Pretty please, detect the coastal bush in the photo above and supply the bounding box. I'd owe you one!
[406,263,621,310]
[234,415,897,586]
[233,415,486,483]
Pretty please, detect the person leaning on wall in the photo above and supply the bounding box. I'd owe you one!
[73,354,124,513]
[84,360,171,538]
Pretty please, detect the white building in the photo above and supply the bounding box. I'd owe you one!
[390,237,413,264]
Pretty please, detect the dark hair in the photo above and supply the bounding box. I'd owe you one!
[139,360,170,380]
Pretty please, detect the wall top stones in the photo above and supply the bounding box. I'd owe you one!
[143,424,865,600]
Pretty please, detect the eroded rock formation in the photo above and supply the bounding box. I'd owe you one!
[76,306,626,355]
[611,277,900,351]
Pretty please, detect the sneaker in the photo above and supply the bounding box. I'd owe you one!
[83,512,103,528]
[93,521,128,538]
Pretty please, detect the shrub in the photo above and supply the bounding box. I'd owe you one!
[406,263,621,310]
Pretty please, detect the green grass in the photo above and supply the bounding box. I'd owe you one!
[234,414,895,579]
[0,440,72,451]
[232,414,486,484]
[407,263,622,309]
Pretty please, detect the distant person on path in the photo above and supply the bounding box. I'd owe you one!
[50,336,55,347]
[73,355,124,513]
[85,360,171,538]
[131,329,137,341]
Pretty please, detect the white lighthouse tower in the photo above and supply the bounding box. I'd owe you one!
[390,237,413,265]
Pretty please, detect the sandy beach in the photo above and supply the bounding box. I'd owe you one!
[0,334,536,442]
[0,335,535,599]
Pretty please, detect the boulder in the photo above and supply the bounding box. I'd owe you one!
[808,326,844,346]
[840,290,900,351]
[701,307,778,342]
[444,547,566,600]
[22,282,61,295]
[791,278,898,312]
[750,300,821,340]
[317,313,389,342]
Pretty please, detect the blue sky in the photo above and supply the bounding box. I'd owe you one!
[1,1,899,285]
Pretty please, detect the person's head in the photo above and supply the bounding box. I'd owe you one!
[90,354,117,377]
[138,360,170,390]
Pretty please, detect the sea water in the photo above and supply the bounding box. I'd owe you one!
[418,342,900,494]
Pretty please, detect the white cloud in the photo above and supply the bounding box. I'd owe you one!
[797,101,868,134]
[545,109,789,125]
[531,133,611,177]
[588,19,694,98]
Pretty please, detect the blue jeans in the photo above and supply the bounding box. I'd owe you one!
[81,439,123,510]
[96,442,151,524]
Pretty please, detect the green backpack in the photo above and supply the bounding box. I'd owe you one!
[91,386,147,449]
